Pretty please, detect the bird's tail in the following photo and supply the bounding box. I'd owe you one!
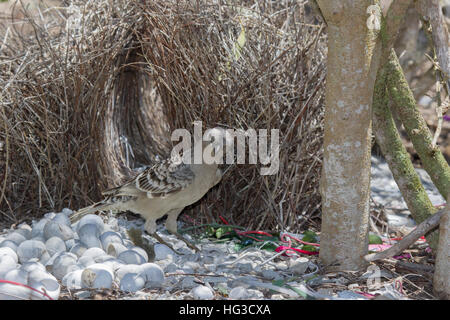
[70,201,112,223]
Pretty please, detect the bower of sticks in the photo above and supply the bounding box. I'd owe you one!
[0,0,325,234]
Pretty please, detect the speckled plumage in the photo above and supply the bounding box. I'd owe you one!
[70,129,230,251]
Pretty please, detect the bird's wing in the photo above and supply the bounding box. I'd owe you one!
[102,159,195,198]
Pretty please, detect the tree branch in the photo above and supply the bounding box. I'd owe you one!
[365,207,446,262]
[416,0,450,93]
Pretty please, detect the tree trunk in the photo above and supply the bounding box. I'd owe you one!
[387,51,450,198]
[433,197,450,299]
[317,1,381,271]
[373,62,439,249]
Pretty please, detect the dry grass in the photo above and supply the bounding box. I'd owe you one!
[0,0,326,233]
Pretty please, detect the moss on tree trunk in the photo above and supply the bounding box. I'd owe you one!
[386,50,450,199]
[373,62,439,248]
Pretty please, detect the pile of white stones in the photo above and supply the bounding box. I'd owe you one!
[0,208,321,300]
[0,210,166,300]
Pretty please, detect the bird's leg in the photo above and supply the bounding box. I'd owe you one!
[144,218,182,255]
[165,208,200,252]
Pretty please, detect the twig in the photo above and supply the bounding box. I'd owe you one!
[365,207,446,262]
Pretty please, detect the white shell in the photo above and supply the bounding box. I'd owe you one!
[65,239,77,251]
[28,269,60,300]
[15,224,32,240]
[129,246,149,262]
[77,224,102,248]
[39,251,52,265]
[52,212,71,227]
[3,268,28,284]
[78,256,96,268]
[5,232,27,245]
[0,247,19,263]
[61,208,73,216]
[0,254,17,279]
[191,285,214,300]
[44,212,56,219]
[51,252,79,280]
[120,273,146,292]
[31,236,46,243]
[17,240,47,263]
[106,242,128,257]
[69,242,88,257]
[154,243,175,261]
[45,237,67,256]
[95,254,117,263]
[117,250,146,265]
[81,247,107,260]
[20,261,46,273]
[31,218,50,238]
[140,263,164,288]
[0,274,31,300]
[100,258,123,271]
[115,264,142,281]
[289,257,309,275]
[81,263,114,289]
[229,286,249,299]
[62,269,84,289]
[99,231,123,249]
[43,220,74,241]
[0,240,18,252]
[76,214,105,234]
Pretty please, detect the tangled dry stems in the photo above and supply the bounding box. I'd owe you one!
[0,0,325,233]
